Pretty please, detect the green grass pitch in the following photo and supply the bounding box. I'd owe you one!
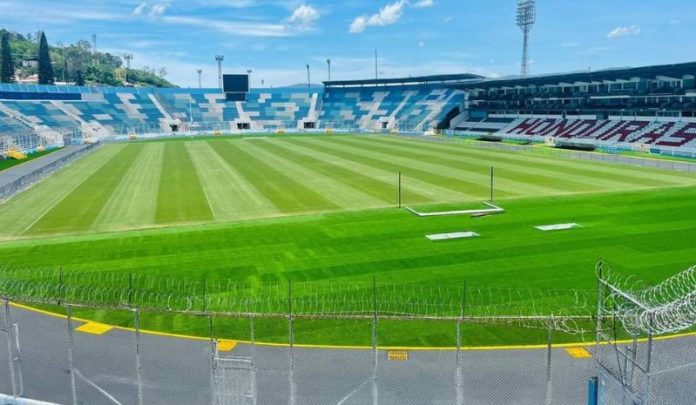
[1,134,696,346]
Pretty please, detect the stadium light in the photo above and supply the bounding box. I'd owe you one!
[123,53,133,84]
[197,69,202,89]
[306,64,311,88]
[247,69,252,88]
[326,58,331,82]
[374,49,378,80]
[215,55,224,89]
[516,0,536,77]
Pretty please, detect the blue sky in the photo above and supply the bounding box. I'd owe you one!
[0,0,694,88]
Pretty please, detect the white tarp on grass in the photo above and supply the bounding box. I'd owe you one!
[407,202,504,217]
[426,231,480,241]
[535,223,580,231]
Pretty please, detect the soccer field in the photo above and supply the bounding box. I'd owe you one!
[2,134,696,345]
[0,135,694,239]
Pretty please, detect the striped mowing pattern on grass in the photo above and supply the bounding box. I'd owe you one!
[92,143,165,232]
[0,134,695,239]
[0,145,126,239]
[25,144,139,235]
[156,142,213,224]
[186,141,279,221]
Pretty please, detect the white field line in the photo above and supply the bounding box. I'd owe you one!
[406,202,505,217]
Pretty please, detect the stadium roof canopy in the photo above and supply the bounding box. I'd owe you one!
[459,61,696,89]
[324,73,485,88]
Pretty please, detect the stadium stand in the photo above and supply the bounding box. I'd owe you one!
[320,75,476,131]
[1,62,695,158]
[492,118,696,147]
[156,88,226,123]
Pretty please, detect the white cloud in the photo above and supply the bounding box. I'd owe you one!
[149,2,170,17]
[606,25,640,39]
[349,0,408,33]
[412,0,434,8]
[133,3,147,15]
[285,4,320,31]
[132,2,170,18]
[159,4,319,37]
[349,0,435,33]
[162,15,292,37]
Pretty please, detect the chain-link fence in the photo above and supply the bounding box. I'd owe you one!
[1,299,601,405]
[1,266,695,404]
[594,262,696,405]
[0,143,99,201]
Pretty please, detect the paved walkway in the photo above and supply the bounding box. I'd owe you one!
[1,305,693,404]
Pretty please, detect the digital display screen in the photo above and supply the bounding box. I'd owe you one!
[223,74,250,92]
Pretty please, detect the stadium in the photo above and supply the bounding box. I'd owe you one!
[1,0,696,404]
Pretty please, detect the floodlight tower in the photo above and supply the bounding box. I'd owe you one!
[326,58,331,82]
[306,64,311,88]
[516,0,536,77]
[123,53,133,83]
[197,69,202,89]
[215,55,224,89]
[247,69,252,88]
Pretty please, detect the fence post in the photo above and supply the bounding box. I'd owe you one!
[288,281,296,405]
[133,308,144,405]
[457,281,467,405]
[642,314,655,404]
[250,315,257,405]
[209,315,216,405]
[545,317,553,405]
[372,276,379,405]
[12,322,23,397]
[595,262,604,376]
[455,319,463,405]
[65,305,78,405]
[3,298,17,398]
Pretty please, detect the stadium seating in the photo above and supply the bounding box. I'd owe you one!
[1,101,80,133]
[156,89,227,122]
[240,90,317,129]
[319,85,465,130]
[453,116,515,133]
[497,118,696,147]
[1,66,695,157]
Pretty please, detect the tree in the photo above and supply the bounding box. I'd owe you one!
[37,31,54,84]
[0,33,15,83]
[74,69,85,86]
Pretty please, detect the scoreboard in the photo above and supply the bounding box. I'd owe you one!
[223,74,249,101]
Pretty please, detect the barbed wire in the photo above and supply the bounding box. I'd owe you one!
[599,264,696,335]
[0,266,596,333]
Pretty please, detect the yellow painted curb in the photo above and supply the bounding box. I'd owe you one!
[565,347,592,359]
[75,322,113,335]
[9,302,696,352]
[217,340,238,352]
